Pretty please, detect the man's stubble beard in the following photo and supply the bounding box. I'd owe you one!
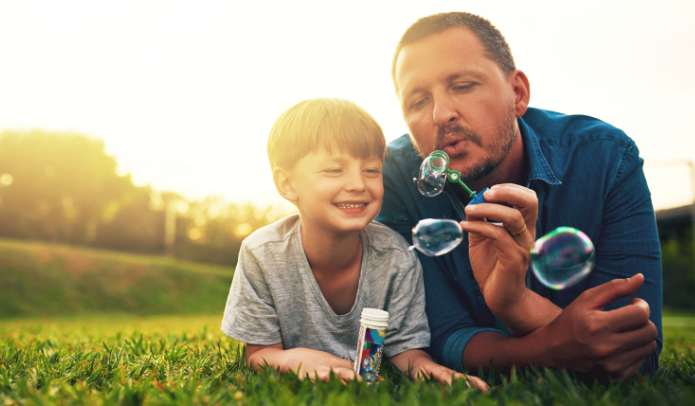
[411,104,518,185]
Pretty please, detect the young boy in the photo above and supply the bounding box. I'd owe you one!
[221,98,487,389]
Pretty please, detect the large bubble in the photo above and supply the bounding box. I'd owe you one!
[417,155,448,197]
[530,227,596,290]
[410,219,463,257]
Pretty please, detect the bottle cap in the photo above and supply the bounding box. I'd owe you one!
[360,308,389,328]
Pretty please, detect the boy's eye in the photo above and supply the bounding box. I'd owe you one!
[322,168,343,174]
[364,168,381,174]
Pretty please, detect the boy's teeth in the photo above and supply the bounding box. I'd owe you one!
[336,203,366,209]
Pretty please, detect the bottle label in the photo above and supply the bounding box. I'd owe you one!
[353,324,386,384]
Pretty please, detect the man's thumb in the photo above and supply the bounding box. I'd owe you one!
[582,273,644,310]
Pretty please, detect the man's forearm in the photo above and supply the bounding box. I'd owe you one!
[463,331,538,372]
[462,327,566,372]
[494,288,562,337]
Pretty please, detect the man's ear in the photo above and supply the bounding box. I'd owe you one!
[273,167,298,203]
[509,70,530,118]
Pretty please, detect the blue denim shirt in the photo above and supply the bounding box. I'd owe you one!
[376,107,663,373]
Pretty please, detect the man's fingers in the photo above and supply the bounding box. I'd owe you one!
[610,321,659,354]
[579,274,644,310]
[617,357,650,382]
[487,183,538,201]
[600,299,651,333]
[467,203,532,243]
[587,323,656,368]
[630,297,650,318]
[461,220,532,261]
[490,182,536,193]
[482,185,538,216]
[596,341,655,380]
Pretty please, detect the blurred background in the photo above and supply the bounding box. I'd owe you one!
[0,0,693,317]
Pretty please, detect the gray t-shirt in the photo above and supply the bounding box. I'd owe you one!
[221,214,430,359]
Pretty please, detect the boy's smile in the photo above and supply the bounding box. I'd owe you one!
[333,202,368,214]
[287,148,383,234]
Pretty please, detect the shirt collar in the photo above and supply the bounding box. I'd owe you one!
[519,116,562,187]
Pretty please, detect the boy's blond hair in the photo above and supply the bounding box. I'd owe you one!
[267,98,386,171]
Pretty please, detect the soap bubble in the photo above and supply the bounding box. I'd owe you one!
[410,219,463,256]
[417,155,448,197]
[530,227,595,290]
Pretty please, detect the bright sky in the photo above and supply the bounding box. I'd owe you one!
[1,0,693,211]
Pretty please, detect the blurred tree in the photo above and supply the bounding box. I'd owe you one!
[0,129,295,265]
[0,130,138,244]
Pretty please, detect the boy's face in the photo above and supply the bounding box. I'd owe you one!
[288,148,383,234]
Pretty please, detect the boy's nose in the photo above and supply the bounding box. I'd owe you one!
[345,171,366,192]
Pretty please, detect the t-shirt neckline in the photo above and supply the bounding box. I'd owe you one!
[293,219,368,321]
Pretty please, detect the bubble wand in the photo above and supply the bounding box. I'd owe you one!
[417,150,489,205]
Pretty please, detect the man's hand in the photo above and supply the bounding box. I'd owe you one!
[247,344,361,384]
[461,184,553,334]
[462,273,657,381]
[538,274,658,380]
[390,349,489,390]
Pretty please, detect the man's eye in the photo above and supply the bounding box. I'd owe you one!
[413,98,427,108]
[454,84,474,91]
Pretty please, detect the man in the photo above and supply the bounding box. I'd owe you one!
[376,12,662,380]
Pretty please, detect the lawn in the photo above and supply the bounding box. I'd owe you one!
[1,314,693,406]
[0,238,233,318]
[1,238,693,405]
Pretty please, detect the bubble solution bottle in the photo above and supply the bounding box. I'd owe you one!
[353,308,388,385]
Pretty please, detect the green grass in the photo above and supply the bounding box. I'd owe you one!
[1,238,693,404]
[1,315,694,405]
[0,238,234,318]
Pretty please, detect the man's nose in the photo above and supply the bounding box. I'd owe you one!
[432,93,458,127]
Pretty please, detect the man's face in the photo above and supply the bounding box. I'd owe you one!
[395,27,519,183]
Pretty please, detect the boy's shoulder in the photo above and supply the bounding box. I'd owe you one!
[242,214,300,251]
[363,220,413,255]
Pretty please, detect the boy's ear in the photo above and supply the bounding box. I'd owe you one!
[273,167,298,203]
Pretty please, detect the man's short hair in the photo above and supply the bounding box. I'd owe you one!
[267,98,386,171]
[392,12,516,94]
